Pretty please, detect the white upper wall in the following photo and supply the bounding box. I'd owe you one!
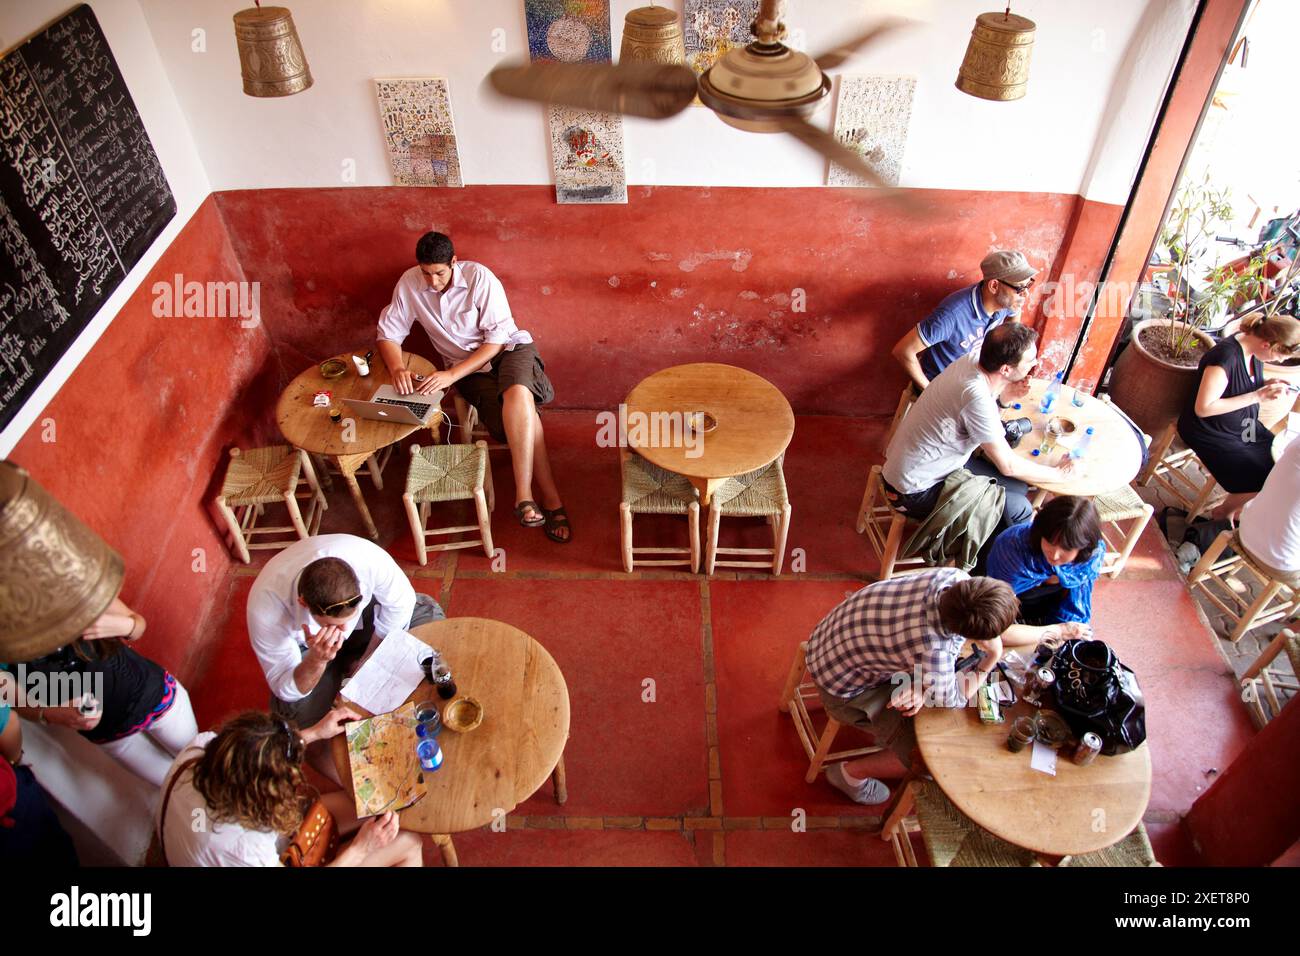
[0,0,211,457]
[137,0,1193,202]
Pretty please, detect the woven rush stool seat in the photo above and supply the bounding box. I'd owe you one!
[777,642,881,783]
[1187,529,1300,642]
[402,441,495,564]
[1240,628,1300,727]
[884,778,1036,868]
[1093,483,1155,578]
[1058,823,1160,867]
[855,464,927,580]
[705,454,792,574]
[214,445,326,564]
[620,449,699,573]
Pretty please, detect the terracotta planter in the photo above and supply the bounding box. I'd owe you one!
[1107,319,1215,438]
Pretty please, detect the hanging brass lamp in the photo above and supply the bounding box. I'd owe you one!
[233,4,313,97]
[956,5,1036,101]
[0,462,123,662]
[620,5,686,65]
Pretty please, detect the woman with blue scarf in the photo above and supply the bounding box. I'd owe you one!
[987,495,1104,642]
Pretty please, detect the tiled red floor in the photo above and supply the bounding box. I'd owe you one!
[439,827,699,867]
[445,576,710,817]
[723,828,902,867]
[176,410,1286,866]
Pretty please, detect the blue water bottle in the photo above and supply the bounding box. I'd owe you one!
[1070,426,1095,460]
[1039,371,1063,414]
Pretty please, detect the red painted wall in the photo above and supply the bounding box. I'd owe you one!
[9,196,281,682]
[214,186,1123,417]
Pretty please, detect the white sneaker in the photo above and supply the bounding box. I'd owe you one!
[825,763,891,805]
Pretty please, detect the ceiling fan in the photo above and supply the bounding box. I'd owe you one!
[488,0,908,191]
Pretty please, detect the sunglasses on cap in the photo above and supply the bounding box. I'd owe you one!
[313,594,363,617]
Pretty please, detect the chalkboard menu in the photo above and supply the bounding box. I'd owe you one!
[0,4,176,432]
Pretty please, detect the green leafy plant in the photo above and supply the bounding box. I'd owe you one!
[1159,174,1266,358]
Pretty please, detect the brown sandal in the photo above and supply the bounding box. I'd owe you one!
[543,506,572,544]
[515,500,545,527]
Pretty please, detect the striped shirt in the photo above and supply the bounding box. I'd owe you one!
[806,568,970,707]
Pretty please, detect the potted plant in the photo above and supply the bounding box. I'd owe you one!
[1109,176,1263,437]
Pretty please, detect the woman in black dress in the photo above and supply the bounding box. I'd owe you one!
[1177,314,1300,521]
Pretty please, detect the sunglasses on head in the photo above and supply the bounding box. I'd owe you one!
[313,594,363,617]
[273,716,305,763]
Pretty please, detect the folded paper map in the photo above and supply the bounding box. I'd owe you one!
[346,701,428,818]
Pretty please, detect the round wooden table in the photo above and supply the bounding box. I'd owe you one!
[276,349,440,538]
[1003,380,1144,498]
[330,617,570,867]
[624,363,795,505]
[914,701,1151,859]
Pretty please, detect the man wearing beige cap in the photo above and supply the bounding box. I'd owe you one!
[892,250,1039,391]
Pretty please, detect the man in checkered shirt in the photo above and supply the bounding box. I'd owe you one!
[805,568,1021,804]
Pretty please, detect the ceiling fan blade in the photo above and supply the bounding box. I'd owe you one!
[812,19,909,72]
[487,61,698,120]
[776,115,919,208]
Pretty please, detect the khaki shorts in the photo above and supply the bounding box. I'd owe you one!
[454,343,554,443]
[816,682,917,768]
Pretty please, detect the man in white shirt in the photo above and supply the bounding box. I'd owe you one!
[376,231,571,543]
[247,534,444,737]
[883,323,1074,532]
[1237,436,1300,586]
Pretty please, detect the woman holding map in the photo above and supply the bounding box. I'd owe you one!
[155,707,424,867]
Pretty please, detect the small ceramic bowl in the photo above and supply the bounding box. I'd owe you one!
[443,696,484,733]
[319,358,348,380]
[1047,416,1077,435]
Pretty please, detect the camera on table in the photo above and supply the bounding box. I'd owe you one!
[1003,417,1033,448]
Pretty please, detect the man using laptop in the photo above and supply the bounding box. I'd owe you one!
[376,232,571,543]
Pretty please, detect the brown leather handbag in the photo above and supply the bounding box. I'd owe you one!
[280,797,339,867]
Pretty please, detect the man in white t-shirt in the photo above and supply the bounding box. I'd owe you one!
[882,323,1074,531]
[1237,436,1300,586]
[246,534,444,731]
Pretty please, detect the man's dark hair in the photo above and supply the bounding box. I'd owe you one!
[1029,495,1101,560]
[298,558,361,614]
[937,577,1019,642]
[416,231,454,265]
[978,322,1037,373]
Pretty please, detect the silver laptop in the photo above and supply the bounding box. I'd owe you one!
[342,384,445,425]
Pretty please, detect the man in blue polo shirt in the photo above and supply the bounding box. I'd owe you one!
[892,250,1039,391]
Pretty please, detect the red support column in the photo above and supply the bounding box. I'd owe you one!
[1184,697,1300,866]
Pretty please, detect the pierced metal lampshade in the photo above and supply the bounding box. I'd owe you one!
[956,10,1036,101]
[0,462,123,662]
[620,5,686,65]
[233,5,313,98]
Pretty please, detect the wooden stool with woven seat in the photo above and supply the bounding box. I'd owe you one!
[1240,628,1300,728]
[402,441,495,564]
[307,446,397,493]
[214,446,327,564]
[619,449,700,573]
[855,464,926,580]
[450,393,508,452]
[1094,484,1155,578]
[1187,530,1300,642]
[1141,423,1223,520]
[778,642,882,783]
[705,455,792,575]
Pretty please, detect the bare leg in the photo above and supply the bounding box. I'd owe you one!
[501,385,565,536]
[1211,492,1254,524]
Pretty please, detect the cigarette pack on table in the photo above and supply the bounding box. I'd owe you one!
[977,684,1003,723]
[312,390,332,408]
